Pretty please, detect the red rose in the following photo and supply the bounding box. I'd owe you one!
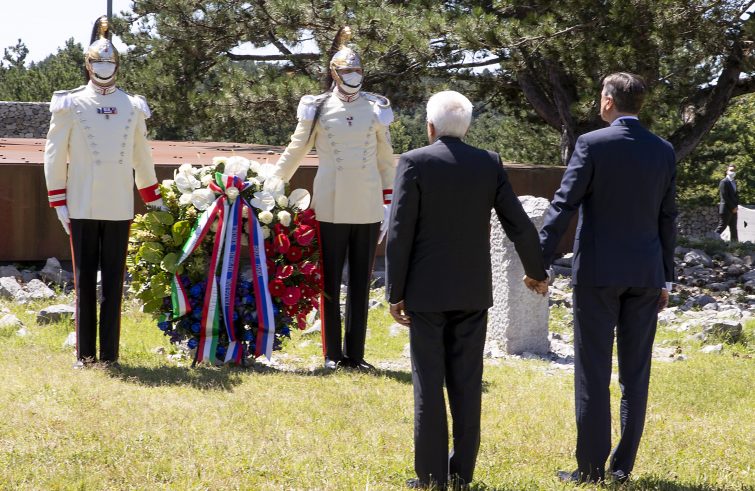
[274,223,287,236]
[276,264,294,280]
[298,209,317,226]
[275,233,291,254]
[286,246,303,262]
[269,279,285,298]
[281,286,302,306]
[301,285,317,299]
[293,225,316,246]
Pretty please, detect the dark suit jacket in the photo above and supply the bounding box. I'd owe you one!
[718,178,738,214]
[540,119,677,288]
[386,136,547,312]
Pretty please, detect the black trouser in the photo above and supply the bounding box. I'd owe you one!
[70,219,130,362]
[318,221,379,362]
[715,209,738,242]
[407,309,487,487]
[572,286,660,481]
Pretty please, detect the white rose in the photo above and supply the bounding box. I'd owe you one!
[175,170,200,194]
[179,192,193,206]
[162,179,175,187]
[249,160,262,173]
[210,221,218,233]
[225,186,239,203]
[258,211,273,224]
[242,206,249,218]
[261,226,271,239]
[248,177,261,189]
[277,211,291,227]
[191,188,216,211]
[225,156,251,180]
[178,163,194,174]
[212,156,227,166]
[201,173,214,186]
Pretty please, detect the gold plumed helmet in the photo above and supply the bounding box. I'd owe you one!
[86,16,119,64]
[329,26,362,70]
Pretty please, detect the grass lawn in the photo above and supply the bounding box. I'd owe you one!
[0,293,753,490]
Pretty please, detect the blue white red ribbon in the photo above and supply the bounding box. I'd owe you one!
[170,173,276,363]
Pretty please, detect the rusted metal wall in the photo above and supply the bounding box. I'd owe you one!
[1,138,571,261]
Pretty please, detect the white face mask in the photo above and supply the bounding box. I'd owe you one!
[728,171,736,178]
[91,62,117,83]
[339,72,363,94]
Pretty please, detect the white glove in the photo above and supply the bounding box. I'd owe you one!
[55,205,71,235]
[149,198,169,212]
[378,203,391,244]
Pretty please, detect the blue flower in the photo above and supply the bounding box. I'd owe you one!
[190,284,203,297]
[188,338,198,349]
[243,330,253,341]
[157,321,171,331]
[243,295,254,304]
[191,322,201,334]
[216,345,227,358]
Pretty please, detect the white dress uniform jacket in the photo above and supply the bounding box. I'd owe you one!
[44,82,160,220]
[273,92,396,224]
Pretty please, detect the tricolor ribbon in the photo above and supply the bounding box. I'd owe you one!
[170,173,276,363]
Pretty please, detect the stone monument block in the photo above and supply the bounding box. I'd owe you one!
[487,195,550,355]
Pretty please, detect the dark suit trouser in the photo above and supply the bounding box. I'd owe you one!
[715,209,738,242]
[408,309,487,487]
[70,219,130,362]
[318,221,379,361]
[572,286,660,481]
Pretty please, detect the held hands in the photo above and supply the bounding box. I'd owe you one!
[389,300,411,326]
[55,205,71,235]
[378,203,391,244]
[523,275,548,296]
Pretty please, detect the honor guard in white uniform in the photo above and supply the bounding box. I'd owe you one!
[44,16,163,369]
[273,27,396,371]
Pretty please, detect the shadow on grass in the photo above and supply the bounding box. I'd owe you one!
[467,478,733,491]
[109,363,247,391]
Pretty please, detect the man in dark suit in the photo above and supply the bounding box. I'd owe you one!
[386,90,548,489]
[535,72,677,484]
[715,165,739,242]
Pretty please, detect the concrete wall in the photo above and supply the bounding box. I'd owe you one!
[0,102,50,139]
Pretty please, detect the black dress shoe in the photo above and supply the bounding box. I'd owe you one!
[405,478,427,489]
[557,469,601,484]
[100,360,122,371]
[609,469,629,484]
[72,357,96,370]
[342,358,376,372]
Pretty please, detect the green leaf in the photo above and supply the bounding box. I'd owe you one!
[139,241,165,264]
[172,220,191,246]
[161,252,180,273]
[142,298,164,313]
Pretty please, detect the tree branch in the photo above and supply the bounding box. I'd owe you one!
[226,52,320,61]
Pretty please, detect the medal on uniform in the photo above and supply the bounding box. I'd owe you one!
[346,116,354,126]
[97,107,118,119]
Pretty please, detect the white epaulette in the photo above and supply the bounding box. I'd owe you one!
[126,93,152,119]
[296,93,330,121]
[363,92,394,126]
[49,86,85,113]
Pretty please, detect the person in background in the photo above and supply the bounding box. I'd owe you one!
[715,164,739,242]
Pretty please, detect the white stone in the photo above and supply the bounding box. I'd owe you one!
[0,277,23,299]
[24,279,55,300]
[701,344,723,353]
[62,331,77,348]
[487,196,550,355]
[0,313,23,328]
